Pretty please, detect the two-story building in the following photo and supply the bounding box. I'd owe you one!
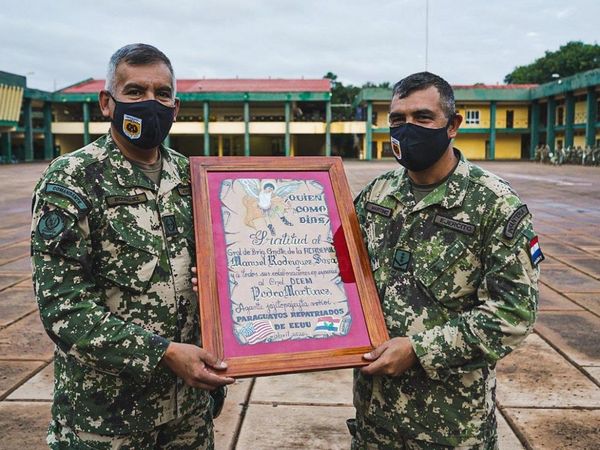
[357,68,600,160]
[1,68,599,162]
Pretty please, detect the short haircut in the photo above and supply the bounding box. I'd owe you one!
[392,72,455,119]
[105,43,176,97]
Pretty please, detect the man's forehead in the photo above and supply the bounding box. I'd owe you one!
[390,86,443,112]
[114,61,173,88]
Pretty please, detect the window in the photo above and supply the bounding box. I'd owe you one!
[506,110,514,129]
[465,110,480,125]
[557,106,564,125]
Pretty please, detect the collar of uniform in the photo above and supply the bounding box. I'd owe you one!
[388,168,416,208]
[157,148,182,197]
[105,133,157,190]
[390,148,469,212]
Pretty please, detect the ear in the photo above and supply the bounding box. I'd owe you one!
[173,97,181,122]
[99,90,112,119]
[448,114,462,139]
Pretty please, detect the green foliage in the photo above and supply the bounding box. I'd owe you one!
[504,41,600,84]
[323,72,390,106]
[322,73,391,157]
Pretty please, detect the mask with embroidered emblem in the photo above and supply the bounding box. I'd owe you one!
[109,93,175,150]
[390,120,451,172]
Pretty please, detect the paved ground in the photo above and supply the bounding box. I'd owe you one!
[0,159,599,449]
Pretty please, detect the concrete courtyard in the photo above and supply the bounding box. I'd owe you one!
[0,159,599,449]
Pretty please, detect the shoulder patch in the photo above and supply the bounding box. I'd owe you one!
[105,193,148,207]
[45,183,89,213]
[529,235,544,266]
[365,202,392,218]
[37,210,65,239]
[504,204,529,239]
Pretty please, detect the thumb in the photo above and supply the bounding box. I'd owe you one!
[199,348,227,370]
[363,343,387,361]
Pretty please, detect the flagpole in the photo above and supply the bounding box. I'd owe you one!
[425,0,429,71]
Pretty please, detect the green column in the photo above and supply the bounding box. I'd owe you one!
[284,100,291,156]
[489,101,496,160]
[203,101,210,156]
[82,102,90,145]
[565,91,575,148]
[365,101,373,160]
[585,87,597,147]
[1,132,12,162]
[325,100,331,157]
[43,102,53,160]
[24,98,33,161]
[530,101,540,159]
[244,99,250,157]
[546,97,556,151]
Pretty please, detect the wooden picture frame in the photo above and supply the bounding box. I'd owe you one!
[190,156,389,378]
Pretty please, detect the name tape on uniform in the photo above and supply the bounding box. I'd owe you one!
[365,202,392,218]
[434,215,475,235]
[105,193,148,207]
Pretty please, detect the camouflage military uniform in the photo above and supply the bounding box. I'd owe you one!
[352,151,540,449]
[31,133,213,448]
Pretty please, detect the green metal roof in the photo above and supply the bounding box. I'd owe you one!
[357,69,600,105]
[530,68,600,99]
[356,87,392,104]
[453,87,531,101]
[357,86,532,103]
[52,91,330,103]
[0,71,26,88]
[25,87,53,101]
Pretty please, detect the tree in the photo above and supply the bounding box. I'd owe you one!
[322,73,393,157]
[504,41,600,84]
[323,72,360,106]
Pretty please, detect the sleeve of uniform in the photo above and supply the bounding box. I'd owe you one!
[354,193,366,233]
[31,172,170,379]
[409,199,540,381]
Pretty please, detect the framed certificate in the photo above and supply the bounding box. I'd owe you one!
[190,156,388,377]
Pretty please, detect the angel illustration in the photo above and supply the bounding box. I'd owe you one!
[239,179,302,235]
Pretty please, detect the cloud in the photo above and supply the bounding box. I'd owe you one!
[1,0,599,90]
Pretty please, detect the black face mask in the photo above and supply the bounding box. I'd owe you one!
[109,94,175,150]
[390,121,451,172]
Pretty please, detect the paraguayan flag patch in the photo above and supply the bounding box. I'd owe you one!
[529,235,544,266]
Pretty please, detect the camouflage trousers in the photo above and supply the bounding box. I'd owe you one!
[349,416,499,450]
[47,407,214,450]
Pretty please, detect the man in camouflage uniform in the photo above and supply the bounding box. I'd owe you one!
[351,72,541,449]
[31,44,233,449]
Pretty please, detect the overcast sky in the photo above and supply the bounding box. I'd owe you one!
[1,0,598,92]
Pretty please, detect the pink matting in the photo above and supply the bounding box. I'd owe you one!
[207,171,371,358]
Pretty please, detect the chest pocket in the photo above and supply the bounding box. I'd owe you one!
[415,239,481,311]
[364,214,394,272]
[97,217,161,293]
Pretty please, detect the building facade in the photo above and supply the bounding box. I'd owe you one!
[357,68,600,160]
[1,69,599,162]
